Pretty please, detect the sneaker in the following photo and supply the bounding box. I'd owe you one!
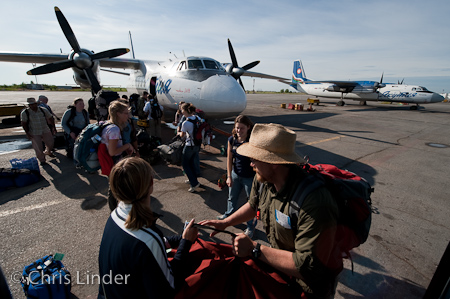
[44,151,56,158]
[188,183,201,193]
[184,179,190,184]
[244,228,254,239]
[216,214,227,220]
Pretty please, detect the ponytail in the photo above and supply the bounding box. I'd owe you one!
[109,157,157,230]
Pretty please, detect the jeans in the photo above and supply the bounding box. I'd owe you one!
[182,145,200,187]
[225,170,257,230]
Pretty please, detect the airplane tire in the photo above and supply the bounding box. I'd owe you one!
[337,101,345,106]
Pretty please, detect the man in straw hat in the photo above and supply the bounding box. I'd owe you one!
[21,97,57,166]
[200,123,342,298]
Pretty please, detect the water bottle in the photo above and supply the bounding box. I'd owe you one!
[91,134,101,143]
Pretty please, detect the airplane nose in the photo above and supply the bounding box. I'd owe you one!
[431,93,445,103]
[199,75,246,117]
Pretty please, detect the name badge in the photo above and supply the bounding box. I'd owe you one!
[275,209,291,229]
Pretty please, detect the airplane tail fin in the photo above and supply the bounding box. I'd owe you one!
[292,60,308,84]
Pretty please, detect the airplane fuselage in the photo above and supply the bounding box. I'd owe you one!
[126,56,247,118]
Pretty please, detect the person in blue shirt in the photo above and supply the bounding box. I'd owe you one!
[61,98,89,158]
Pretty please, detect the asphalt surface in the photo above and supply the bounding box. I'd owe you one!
[0,91,449,298]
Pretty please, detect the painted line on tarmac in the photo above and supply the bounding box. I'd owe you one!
[299,135,344,147]
[0,199,67,218]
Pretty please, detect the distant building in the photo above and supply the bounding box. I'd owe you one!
[26,84,44,90]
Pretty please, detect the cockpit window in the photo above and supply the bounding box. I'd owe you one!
[204,60,219,69]
[188,60,203,69]
[419,86,429,91]
[177,61,186,71]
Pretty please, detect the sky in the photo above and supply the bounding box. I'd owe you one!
[0,0,449,93]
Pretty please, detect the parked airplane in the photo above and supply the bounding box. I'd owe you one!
[0,7,287,118]
[289,60,444,109]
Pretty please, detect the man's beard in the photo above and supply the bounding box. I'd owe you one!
[255,172,268,183]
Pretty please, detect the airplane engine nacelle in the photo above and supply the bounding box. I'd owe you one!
[68,49,100,89]
[325,85,339,92]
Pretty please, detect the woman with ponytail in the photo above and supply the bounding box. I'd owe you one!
[98,157,198,299]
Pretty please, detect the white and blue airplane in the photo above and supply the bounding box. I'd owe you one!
[0,7,286,119]
[289,60,444,109]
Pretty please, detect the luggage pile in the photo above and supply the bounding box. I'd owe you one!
[136,129,162,164]
[0,157,41,192]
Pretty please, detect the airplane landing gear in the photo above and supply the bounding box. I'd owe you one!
[337,93,346,106]
[410,105,419,110]
[359,101,367,105]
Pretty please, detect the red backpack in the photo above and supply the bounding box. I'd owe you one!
[290,164,373,261]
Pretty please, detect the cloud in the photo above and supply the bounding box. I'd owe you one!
[0,0,449,92]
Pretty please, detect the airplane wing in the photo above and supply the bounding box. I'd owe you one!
[0,52,143,70]
[242,70,290,84]
[0,52,68,64]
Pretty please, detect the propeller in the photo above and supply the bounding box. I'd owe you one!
[398,78,404,84]
[374,73,385,89]
[27,6,129,94]
[226,39,260,90]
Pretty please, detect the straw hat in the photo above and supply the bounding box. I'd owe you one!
[236,123,305,164]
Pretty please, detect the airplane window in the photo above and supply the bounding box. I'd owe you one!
[177,61,186,71]
[188,60,203,69]
[419,86,429,91]
[412,88,416,91]
[203,60,219,69]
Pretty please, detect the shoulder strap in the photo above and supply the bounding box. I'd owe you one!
[288,175,325,227]
[82,109,89,125]
[67,107,77,127]
[38,107,46,118]
[24,108,31,127]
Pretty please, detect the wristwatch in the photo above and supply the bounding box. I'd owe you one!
[252,243,261,259]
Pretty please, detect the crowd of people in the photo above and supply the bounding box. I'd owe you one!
[19,92,344,299]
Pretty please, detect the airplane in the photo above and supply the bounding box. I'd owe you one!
[289,60,444,110]
[0,7,287,119]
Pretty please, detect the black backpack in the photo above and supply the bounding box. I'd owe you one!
[187,117,202,146]
[87,97,96,119]
[150,100,162,120]
[94,90,120,121]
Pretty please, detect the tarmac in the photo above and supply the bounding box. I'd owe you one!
[0,91,449,298]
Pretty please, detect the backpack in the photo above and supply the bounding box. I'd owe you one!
[157,136,185,165]
[87,97,96,119]
[187,117,211,147]
[21,255,71,299]
[129,93,140,116]
[289,164,373,261]
[95,90,119,121]
[73,122,109,172]
[137,97,147,119]
[150,99,163,120]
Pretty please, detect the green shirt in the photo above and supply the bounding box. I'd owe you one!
[248,166,342,297]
